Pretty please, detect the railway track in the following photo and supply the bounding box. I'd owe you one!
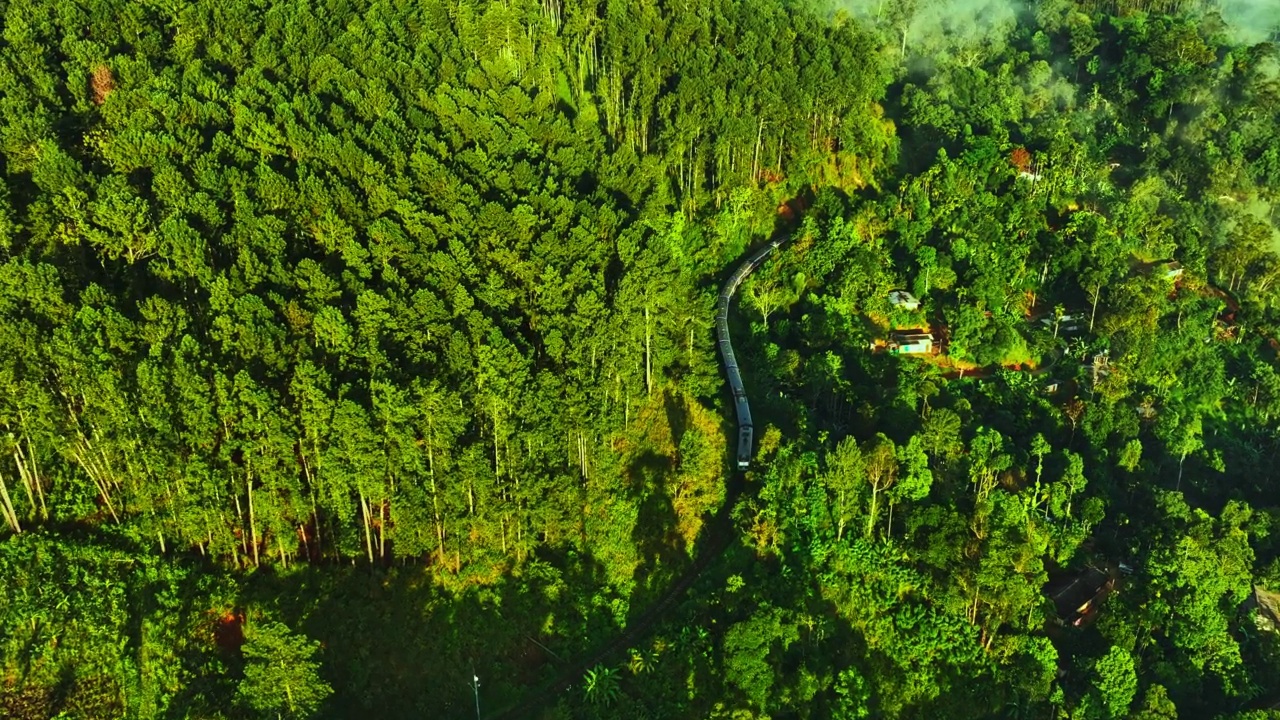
[483,236,787,718]
[718,235,789,470]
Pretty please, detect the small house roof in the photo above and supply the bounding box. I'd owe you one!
[1254,587,1280,628]
[1139,259,1183,278]
[1045,566,1111,619]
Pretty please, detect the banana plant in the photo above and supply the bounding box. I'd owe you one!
[582,664,621,707]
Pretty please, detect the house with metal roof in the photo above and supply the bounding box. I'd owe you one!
[889,331,933,355]
[888,290,920,311]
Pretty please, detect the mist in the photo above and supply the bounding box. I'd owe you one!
[830,0,1279,61]
[1215,0,1280,46]
[831,0,1021,62]
[1245,197,1280,254]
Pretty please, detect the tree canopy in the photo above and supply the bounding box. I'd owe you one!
[1,0,1280,718]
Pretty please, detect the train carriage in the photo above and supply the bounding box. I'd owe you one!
[736,425,753,469]
[716,235,787,471]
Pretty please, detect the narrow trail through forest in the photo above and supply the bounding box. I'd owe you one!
[483,236,788,719]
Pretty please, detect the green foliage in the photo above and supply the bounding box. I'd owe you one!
[0,533,235,718]
[832,667,872,719]
[722,606,799,709]
[0,0,1278,718]
[1132,684,1178,719]
[236,621,332,719]
[582,664,621,707]
[1085,646,1138,719]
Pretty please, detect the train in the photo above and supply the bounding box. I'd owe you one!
[716,236,788,470]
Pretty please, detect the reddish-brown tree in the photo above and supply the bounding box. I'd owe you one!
[1011,147,1032,172]
[90,65,115,105]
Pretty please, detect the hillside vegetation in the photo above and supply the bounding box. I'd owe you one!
[1,0,1279,718]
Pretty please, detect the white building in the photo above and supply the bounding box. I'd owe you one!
[888,290,920,311]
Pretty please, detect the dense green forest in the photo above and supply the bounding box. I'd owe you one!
[1,0,1280,717]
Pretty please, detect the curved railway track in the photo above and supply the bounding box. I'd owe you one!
[718,235,788,469]
[483,235,787,718]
